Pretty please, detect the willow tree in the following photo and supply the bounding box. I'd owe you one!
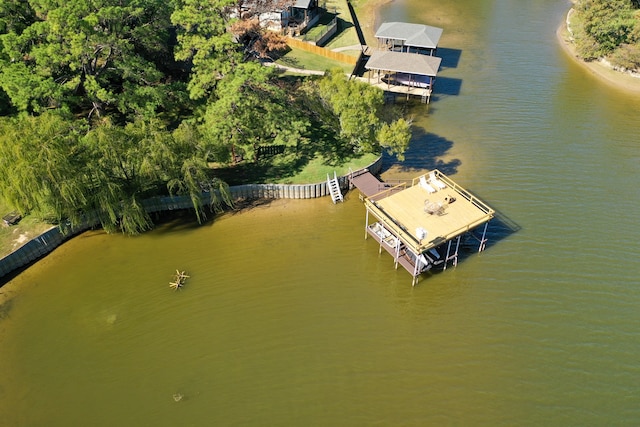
[0,112,88,223]
[0,113,232,234]
[169,122,234,221]
[81,118,233,233]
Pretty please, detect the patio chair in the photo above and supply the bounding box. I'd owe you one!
[429,172,447,190]
[419,176,436,193]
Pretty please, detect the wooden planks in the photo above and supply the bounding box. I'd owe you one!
[370,172,494,252]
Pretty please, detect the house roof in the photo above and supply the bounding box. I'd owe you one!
[293,0,313,9]
[375,22,443,49]
[365,50,442,77]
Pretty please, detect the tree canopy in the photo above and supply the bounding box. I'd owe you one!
[0,112,230,233]
[307,69,411,160]
[0,0,179,118]
[572,0,640,70]
[0,0,414,234]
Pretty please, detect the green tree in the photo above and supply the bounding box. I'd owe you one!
[81,118,232,233]
[171,0,239,100]
[310,69,411,158]
[377,118,412,161]
[168,122,234,221]
[0,112,88,223]
[575,0,638,58]
[0,0,36,34]
[201,62,308,162]
[317,69,383,154]
[0,0,176,118]
[80,119,163,233]
[0,113,232,234]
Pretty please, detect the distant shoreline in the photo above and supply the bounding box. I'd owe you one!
[557,7,640,95]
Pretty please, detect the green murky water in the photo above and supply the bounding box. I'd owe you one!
[2,0,640,425]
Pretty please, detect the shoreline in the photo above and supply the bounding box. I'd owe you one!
[354,0,393,45]
[556,7,640,95]
[2,2,639,300]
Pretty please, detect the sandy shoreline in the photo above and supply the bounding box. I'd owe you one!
[556,7,640,95]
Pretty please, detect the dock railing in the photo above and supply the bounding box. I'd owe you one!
[412,170,494,216]
[365,170,495,253]
[368,181,408,201]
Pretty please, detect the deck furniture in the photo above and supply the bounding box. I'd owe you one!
[429,171,447,190]
[419,176,436,193]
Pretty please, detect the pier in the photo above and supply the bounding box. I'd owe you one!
[358,21,444,104]
[352,170,495,286]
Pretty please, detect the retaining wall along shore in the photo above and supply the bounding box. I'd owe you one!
[0,158,383,279]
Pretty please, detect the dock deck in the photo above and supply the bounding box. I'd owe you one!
[361,170,495,285]
[350,170,401,201]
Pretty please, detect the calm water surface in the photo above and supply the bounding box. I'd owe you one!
[2,0,640,425]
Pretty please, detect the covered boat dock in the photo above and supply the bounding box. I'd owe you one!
[375,22,443,56]
[365,50,442,104]
[359,170,495,286]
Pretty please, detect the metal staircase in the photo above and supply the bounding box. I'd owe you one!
[327,171,343,203]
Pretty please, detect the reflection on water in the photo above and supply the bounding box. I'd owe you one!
[2,0,640,425]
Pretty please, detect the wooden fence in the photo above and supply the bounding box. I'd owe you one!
[285,37,359,65]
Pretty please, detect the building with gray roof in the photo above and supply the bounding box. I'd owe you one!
[375,22,443,55]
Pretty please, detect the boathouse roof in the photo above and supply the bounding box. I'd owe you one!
[364,171,494,254]
[365,50,442,77]
[375,22,443,50]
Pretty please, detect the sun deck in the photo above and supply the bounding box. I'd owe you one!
[362,170,495,285]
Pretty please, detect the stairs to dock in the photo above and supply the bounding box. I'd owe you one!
[327,171,343,203]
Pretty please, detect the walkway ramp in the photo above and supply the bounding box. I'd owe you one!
[350,171,397,201]
[327,171,343,203]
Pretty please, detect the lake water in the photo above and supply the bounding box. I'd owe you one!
[2,0,640,425]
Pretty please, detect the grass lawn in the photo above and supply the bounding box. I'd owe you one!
[322,0,360,49]
[302,8,360,51]
[324,28,360,52]
[213,150,380,186]
[276,46,354,74]
[275,152,379,184]
[0,202,55,258]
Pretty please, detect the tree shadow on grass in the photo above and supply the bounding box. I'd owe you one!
[303,122,356,166]
[212,159,306,185]
[212,117,359,185]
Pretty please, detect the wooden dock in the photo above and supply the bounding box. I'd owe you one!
[349,170,403,201]
[353,76,433,104]
[360,170,495,286]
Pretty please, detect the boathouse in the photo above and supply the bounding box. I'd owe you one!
[353,170,494,286]
[375,22,443,56]
[364,50,442,103]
